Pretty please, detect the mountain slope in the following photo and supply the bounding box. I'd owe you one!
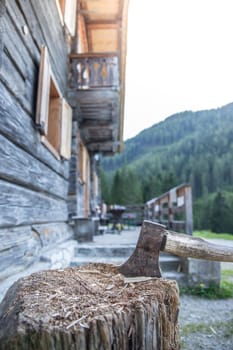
[101,103,233,231]
[103,102,233,177]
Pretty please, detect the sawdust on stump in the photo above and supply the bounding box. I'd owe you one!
[0,263,180,350]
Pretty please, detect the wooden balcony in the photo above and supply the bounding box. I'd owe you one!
[70,53,119,90]
[68,53,122,155]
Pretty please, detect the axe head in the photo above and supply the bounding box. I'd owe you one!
[118,220,233,277]
[118,221,167,278]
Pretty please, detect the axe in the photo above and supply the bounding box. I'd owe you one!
[118,220,233,277]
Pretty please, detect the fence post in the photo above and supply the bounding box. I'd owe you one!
[184,185,193,235]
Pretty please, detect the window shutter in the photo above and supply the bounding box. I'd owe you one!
[78,139,84,181]
[60,99,72,159]
[84,150,90,217]
[55,0,65,24]
[48,96,62,152]
[36,46,51,135]
[64,0,77,36]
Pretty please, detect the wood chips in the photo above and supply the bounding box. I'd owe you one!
[0,263,180,350]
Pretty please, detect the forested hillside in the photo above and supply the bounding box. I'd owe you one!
[101,103,233,232]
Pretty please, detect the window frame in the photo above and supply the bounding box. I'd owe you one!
[78,135,90,217]
[55,0,77,37]
[60,99,72,159]
[78,136,88,184]
[36,46,72,160]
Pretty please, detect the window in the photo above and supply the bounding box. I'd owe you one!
[77,14,88,53]
[93,172,99,197]
[60,99,72,159]
[56,0,77,36]
[78,136,90,217]
[36,46,72,160]
[78,139,84,183]
[78,136,89,184]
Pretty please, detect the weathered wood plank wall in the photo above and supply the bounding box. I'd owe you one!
[0,134,67,198]
[0,81,69,178]
[0,223,74,281]
[0,0,74,287]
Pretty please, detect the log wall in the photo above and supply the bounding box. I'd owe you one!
[0,0,75,289]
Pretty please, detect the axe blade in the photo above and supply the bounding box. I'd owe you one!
[118,221,167,277]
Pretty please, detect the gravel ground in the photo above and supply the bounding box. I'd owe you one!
[179,260,233,350]
[179,295,233,350]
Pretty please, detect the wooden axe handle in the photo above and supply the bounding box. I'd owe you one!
[164,230,233,262]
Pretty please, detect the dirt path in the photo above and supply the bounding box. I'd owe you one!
[179,259,233,350]
[179,295,233,350]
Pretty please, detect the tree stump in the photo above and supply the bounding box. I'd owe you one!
[0,264,179,350]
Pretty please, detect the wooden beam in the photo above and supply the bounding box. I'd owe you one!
[80,119,114,127]
[70,52,119,59]
[80,112,114,119]
[84,141,116,151]
[80,102,114,108]
[87,22,119,30]
[80,103,113,107]
[81,124,115,131]
[85,19,121,26]
[79,111,116,118]
[80,108,113,113]
[84,136,113,143]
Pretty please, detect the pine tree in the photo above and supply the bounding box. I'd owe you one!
[160,171,178,194]
[100,168,111,204]
[111,170,124,204]
[210,192,232,233]
[110,167,143,205]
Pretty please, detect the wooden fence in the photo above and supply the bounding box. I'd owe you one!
[144,184,193,235]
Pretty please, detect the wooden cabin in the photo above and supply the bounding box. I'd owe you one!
[0,0,129,299]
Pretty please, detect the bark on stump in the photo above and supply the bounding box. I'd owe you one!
[0,264,179,350]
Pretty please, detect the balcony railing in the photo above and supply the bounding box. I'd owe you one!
[70,54,119,90]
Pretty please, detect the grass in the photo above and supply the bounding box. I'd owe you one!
[181,319,233,337]
[180,280,233,299]
[222,269,233,278]
[193,230,233,240]
[181,322,212,335]
[223,318,233,337]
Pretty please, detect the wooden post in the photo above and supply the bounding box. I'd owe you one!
[158,199,162,224]
[184,185,193,235]
[152,202,155,221]
[168,192,174,229]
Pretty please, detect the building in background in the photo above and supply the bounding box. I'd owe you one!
[0,0,129,297]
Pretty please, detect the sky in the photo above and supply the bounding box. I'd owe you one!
[123,0,233,140]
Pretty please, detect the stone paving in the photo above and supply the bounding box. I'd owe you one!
[88,226,140,246]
